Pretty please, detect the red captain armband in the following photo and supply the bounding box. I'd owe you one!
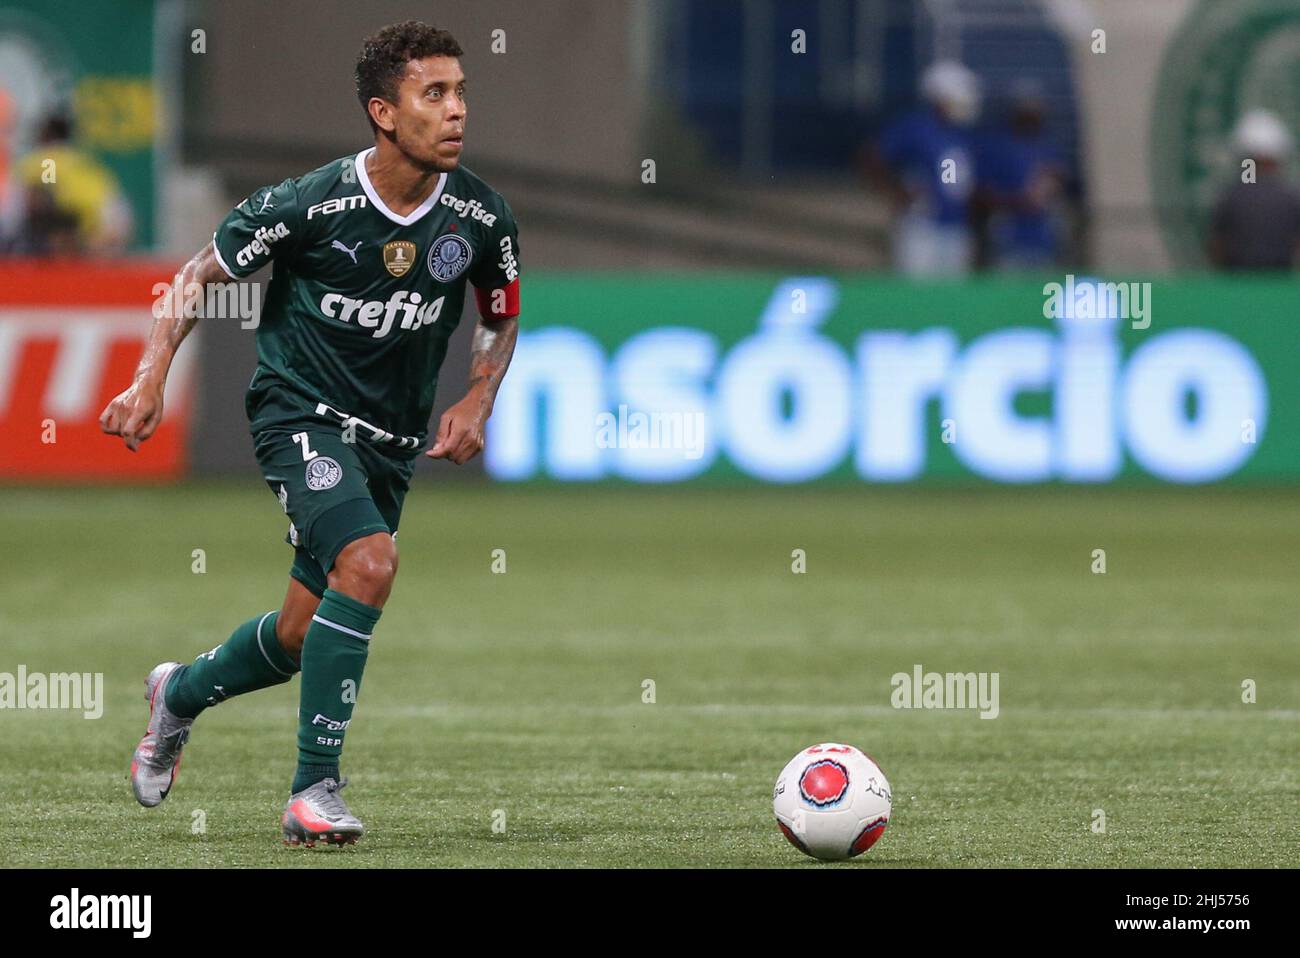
[474,278,520,319]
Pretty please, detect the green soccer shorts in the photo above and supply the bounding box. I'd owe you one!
[252,427,416,597]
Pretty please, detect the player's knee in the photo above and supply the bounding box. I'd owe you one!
[329,534,397,605]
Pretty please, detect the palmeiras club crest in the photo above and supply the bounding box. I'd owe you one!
[1150,0,1300,266]
[305,456,342,491]
[427,233,472,282]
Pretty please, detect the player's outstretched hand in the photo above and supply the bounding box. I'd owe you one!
[426,396,486,465]
[99,379,165,452]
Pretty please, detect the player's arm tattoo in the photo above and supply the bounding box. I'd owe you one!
[134,242,231,387]
[466,314,519,417]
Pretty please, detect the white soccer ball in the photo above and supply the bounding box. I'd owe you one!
[773,743,892,861]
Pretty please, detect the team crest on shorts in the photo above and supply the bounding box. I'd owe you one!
[383,240,417,277]
[305,456,342,491]
[427,233,472,282]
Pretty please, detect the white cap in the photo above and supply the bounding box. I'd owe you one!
[921,60,981,124]
[1232,109,1294,160]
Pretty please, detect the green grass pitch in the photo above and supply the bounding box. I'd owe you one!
[1,482,1296,867]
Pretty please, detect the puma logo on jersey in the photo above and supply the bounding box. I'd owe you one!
[331,239,362,263]
[306,194,368,220]
[235,221,290,267]
[319,290,445,338]
[439,192,498,227]
[237,191,275,214]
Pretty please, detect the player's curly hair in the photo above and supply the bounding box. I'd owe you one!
[355,21,464,133]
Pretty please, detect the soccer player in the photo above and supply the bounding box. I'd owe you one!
[99,21,520,847]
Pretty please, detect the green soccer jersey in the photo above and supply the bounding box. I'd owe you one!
[213,148,521,457]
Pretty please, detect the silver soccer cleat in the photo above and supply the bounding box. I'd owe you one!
[130,661,193,807]
[282,777,364,847]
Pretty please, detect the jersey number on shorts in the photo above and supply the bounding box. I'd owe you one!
[292,432,318,461]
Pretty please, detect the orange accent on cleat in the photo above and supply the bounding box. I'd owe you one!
[287,798,335,833]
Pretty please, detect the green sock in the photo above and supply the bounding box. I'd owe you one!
[165,611,300,719]
[292,589,380,795]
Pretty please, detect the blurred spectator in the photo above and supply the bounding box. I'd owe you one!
[865,61,981,277]
[0,87,19,251]
[975,82,1068,272]
[1207,110,1300,272]
[9,113,133,256]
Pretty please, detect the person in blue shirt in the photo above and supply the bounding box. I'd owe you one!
[868,61,981,277]
[975,86,1067,271]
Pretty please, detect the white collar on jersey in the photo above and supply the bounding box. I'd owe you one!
[353,147,447,226]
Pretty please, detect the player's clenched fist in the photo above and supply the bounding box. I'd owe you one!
[100,379,165,452]
[426,396,487,465]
